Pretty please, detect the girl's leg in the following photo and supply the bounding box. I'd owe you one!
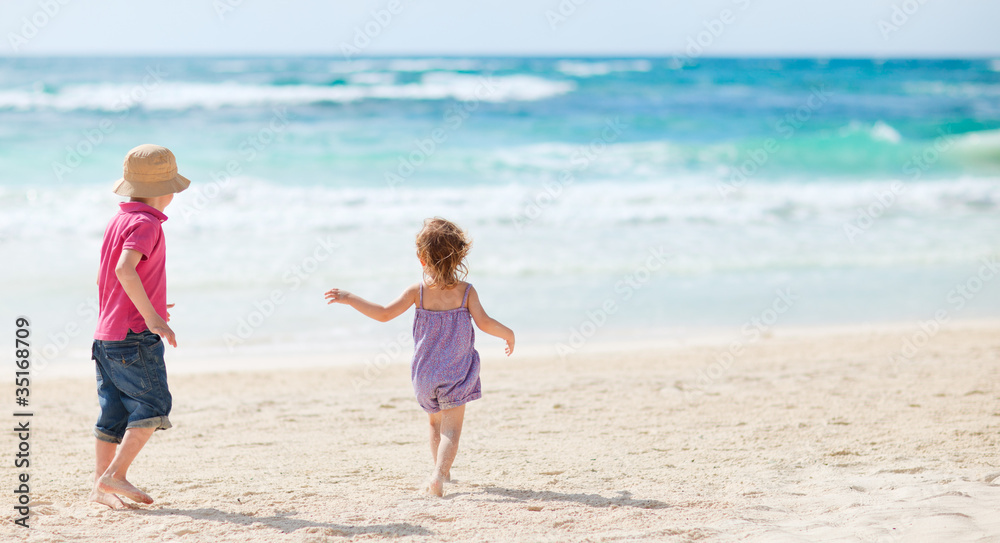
[427,411,442,466]
[426,404,465,497]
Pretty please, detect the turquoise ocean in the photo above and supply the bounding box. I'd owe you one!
[1,57,999,367]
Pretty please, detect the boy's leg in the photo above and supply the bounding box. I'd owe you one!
[426,405,465,497]
[95,439,115,476]
[94,332,171,505]
[89,439,129,509]
[91,342,132,508]
[97,427,155,504]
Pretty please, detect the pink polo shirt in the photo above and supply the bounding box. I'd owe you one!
[94,202,169,341]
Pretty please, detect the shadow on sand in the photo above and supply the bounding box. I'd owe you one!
[139,507,434,537]
[474,487,669,509]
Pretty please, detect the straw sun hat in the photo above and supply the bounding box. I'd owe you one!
[112,144,191,198]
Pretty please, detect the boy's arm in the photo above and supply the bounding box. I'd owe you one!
[325,284,418,323]
[116,249,176,347]
[466,287,515,356]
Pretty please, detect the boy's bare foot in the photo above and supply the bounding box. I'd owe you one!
[98,475,153,504]
[88,487,132,510]
[424,475,445,497]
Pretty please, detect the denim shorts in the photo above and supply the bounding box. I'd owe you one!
[92,330,172,444]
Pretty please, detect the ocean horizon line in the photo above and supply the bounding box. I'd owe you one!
[2,53,999,61]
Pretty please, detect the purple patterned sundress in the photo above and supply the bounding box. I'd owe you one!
[411,283,482,413]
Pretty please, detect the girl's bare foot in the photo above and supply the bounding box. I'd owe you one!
[98,475,153,504]
[424,475,445,497]
[88,487,132,510]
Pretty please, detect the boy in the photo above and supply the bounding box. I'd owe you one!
[89,144,190,509]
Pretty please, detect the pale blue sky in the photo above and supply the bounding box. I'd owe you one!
[1,0,998,57]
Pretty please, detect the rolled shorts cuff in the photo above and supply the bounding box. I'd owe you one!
[430,391,482,413]
[94,427,123,444]
[128,415,172,431]
[94,416,171,444]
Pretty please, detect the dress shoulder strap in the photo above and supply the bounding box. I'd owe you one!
[418,283,424,309]
[461,283,472,308]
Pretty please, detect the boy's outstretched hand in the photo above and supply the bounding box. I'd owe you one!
[325,289,352,304]
[146,315,177,348]
[504,335,515,356]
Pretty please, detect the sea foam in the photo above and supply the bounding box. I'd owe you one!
[0,73,575,112]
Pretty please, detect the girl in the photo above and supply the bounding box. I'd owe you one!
[325,217,515,497]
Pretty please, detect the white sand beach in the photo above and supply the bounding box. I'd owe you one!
[3,321,1000,542]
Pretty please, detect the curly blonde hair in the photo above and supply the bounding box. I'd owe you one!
[416,217,471,289]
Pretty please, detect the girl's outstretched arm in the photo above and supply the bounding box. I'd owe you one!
[326,284,419,323]
[466,286,515,356]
